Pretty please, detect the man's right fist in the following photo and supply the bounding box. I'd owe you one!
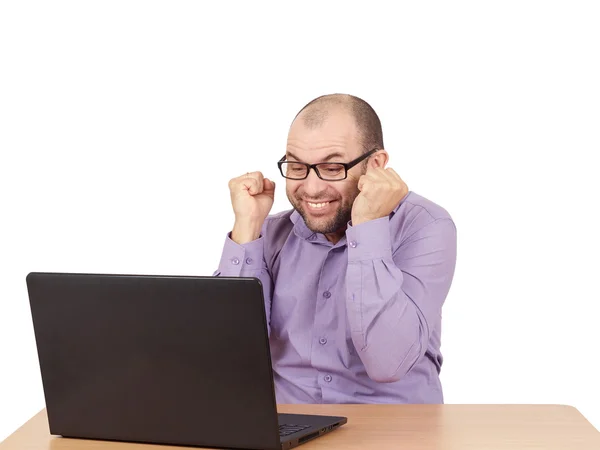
[228,171,275,244]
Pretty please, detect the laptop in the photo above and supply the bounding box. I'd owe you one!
[26,272,347,450]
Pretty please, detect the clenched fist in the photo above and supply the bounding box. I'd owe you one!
[228,171,275,244]
[351,167,408,226]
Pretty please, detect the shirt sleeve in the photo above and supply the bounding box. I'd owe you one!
[213,226,274,336]
[345,215,457,383]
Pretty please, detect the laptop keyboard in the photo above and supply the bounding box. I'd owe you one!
[279,423,311,436]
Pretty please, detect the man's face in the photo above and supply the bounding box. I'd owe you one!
[285,111,366,236]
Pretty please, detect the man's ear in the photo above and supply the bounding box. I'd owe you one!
[369,150,389,169]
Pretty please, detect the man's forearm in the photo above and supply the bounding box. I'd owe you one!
[345,217,457,383]
[213,228,274,335]
[231,219,263,244]
[346,252,424,383]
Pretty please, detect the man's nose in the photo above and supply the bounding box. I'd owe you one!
[303,168,329,196]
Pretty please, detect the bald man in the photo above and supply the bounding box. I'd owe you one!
[214,94,457,404]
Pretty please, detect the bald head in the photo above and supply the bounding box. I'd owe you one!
[292,93,384,154]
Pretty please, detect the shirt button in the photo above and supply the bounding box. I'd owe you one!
[324,374,332,383]
[245,257,253,265]
[231,257,240,265]
[349,240,357,248]
[319,337,327,345]
[323,291,331,299]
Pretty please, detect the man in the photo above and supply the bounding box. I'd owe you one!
[214,94,457,404]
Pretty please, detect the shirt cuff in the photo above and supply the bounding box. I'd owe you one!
[217,232,266,276]
[346,216,393,262]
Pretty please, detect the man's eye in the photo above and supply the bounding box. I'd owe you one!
[321,164,344,173]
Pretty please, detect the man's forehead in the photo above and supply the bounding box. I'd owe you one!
[285,140,351,160]
[286,128,359,157]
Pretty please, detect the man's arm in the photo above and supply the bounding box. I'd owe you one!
[213,222,274,336]
[212,170,276,334]
[345,216,457,383]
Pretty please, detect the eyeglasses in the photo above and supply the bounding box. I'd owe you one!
[277,149,379,181]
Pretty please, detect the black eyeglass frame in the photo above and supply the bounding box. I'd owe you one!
[277,148,379,181]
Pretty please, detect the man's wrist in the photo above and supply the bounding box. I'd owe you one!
[231,219,263,244]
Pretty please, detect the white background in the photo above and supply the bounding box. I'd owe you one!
[1,0,599,441]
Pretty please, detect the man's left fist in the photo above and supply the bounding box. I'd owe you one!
[351,167,409,226]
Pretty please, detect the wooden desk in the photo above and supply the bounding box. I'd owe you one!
[1,404,598,449]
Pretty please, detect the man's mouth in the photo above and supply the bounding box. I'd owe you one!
[304,200,336,213]
[307,201,329,208]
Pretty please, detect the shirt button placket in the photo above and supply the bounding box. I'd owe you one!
[314,250,338,401]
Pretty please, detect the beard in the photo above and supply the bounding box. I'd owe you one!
[287,183,361,235]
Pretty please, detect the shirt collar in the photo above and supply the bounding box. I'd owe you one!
[290,209,315,240]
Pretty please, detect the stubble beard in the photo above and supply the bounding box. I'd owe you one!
[288,184,360,235]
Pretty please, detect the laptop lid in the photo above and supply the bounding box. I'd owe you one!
[26,272,283,450]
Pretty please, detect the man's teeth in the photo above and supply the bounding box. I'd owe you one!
[308,202,330,208]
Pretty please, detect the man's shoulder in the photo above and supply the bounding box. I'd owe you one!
[260,209,296,264]
[266,208,295,221]
[399,191,453,222]
[265,208,295,225]
[392,191,455,240]
[262,208,296,238]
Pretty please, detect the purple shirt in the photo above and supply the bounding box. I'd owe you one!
[214,191,457,404]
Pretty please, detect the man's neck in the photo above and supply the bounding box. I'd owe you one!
[324,226,347,244]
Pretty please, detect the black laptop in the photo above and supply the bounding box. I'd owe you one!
[26,272,347,450]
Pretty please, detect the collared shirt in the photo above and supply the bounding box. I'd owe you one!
[214,191,457,404]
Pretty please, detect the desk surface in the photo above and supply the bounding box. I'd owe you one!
[1,404,598,450]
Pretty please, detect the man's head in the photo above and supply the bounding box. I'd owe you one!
[283,94,389,241]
